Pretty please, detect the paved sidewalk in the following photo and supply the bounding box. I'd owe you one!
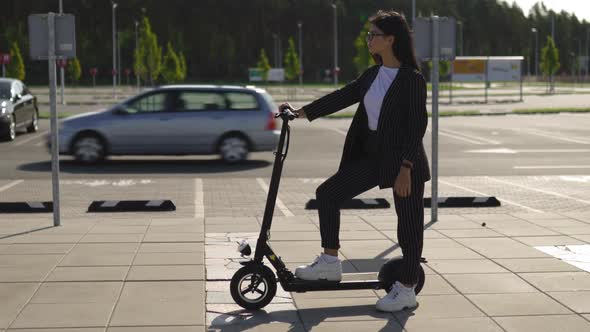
[1,208,590,331]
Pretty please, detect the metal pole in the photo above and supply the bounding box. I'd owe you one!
[332,3,338,86]
[117,31,121,90]
[450,61,453,104]
[431,16,439,223]
[272,34,277,67]
[485,57,488,103]
[59,0,65,105]
[458,21,463,56]
[112,2,117,100]
[48,13,61,227]
[535,30,538,78]
[2,64,4,77]
[551,13,555,42]
[412,0,416,27]
[135,20,140,90]
[298,21,303,85]
[586,29,589,85]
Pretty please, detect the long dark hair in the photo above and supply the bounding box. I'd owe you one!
[369,10,419,70]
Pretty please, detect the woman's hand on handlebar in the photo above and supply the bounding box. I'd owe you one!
[278,102,306,119]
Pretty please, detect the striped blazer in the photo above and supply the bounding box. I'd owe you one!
[302,64,431,189]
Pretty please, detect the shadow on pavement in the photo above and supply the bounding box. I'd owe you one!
[207,304,419,331]
[18,158,271,174]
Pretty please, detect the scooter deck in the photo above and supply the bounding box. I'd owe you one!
[285,276,383,292]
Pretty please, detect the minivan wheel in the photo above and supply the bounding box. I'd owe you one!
[72,134,106,164]
[219,135,249,163]
[27,112,39,133]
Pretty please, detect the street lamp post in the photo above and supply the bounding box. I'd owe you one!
[112,2,117,100]
[117,31,121,89]
[297,21,303,85]
[135,20,140,90]
[59,0,65,105]
[272,33,278,67]
[457,21,463,56]
[332,2,338,86]
[532,28,538,80]
[586,29,589,84]
[411,0,416,27]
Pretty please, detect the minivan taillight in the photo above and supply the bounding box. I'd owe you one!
[265,111,277,130]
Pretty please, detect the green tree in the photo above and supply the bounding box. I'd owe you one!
[134,16,162,86]
[283,37,300,81]
[178,51,187,81]
[540,36,560,93]
[257,49,271,81]
[161,42,181,83]
[353,21,375,75]
[6,42,25,81]
[426,61,451,79]
[66,57,82,85]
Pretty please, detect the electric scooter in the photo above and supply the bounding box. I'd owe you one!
[230,107,426,310]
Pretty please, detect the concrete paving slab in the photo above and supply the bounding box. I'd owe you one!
[393,294,486,320]
[30,282,122,304]
[493,315,590,332]
[512,235,587,246]
[0,243,74,254]
[399,317,504,331]
[455,237,550,258]
[110,281,205,326]
[466,292,573,316]
[437,228,504,238]
[108,327,204,332]
[207,303,300,329]
[427,259,509,274]
[547,291,590,313]
[0,283,39,329]
[10,303,114,328]
[493,257,582,273]
[46,266,128,282]
[79,234,145,243]
[127,265,204,281]
[132,252,204,265]
[444,273,538,294]
[294,297,393,323]
[519,272,590,291]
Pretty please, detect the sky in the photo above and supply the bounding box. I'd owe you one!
[508,0,590,22]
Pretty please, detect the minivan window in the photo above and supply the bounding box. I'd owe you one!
[225,92,259,110]
[177,91,226,111]
[127,92,171,113]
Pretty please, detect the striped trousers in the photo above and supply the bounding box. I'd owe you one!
[315,131,425,284]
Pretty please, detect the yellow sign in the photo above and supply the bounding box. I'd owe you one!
[454,59,485,74]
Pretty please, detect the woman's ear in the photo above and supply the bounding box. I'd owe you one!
[388,35,395,46]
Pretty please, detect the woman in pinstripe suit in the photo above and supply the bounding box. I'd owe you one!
[279,10,430,312]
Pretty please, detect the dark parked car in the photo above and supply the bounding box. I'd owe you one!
[0,78,39,141]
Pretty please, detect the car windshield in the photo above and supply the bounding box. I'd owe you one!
[0,82,11,100]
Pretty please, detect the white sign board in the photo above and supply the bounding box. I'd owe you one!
[487,59,521,82]
[28,13,76,60]
[267,68,285,82]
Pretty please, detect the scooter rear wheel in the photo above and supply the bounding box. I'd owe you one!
[230,264,277,310]
[378,257,426,295]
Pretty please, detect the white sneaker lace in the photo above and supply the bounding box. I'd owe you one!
[386,283,401,300]
[309,255,322,267]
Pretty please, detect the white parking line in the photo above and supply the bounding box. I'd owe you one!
[13,130,49,146]
[485,176,590,206]
[195,178,204,219]
[256,178,294,217]
[427,128,485,145]
[440,128,501,145]
[0,180,24,193]
[439,179,544,213]
[326,127,348,136]
[520,128,590,145]
[513,165,590,169]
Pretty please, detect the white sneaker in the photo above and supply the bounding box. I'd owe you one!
[376,281,418,312]
[295,254,342,281]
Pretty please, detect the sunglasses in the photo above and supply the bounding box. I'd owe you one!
[366,31,387,41]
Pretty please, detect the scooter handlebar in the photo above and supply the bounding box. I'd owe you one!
[275,106,297,120]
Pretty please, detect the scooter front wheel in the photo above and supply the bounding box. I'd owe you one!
[230,264,277,310]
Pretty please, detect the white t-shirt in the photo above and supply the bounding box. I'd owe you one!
[363,65,399,130]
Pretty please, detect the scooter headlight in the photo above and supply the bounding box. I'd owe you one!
[237,239,252,257]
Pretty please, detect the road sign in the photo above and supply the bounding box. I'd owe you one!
[414,17,456,61]
[27,12,76,227]
[413,16,457,223]
[28,13,76,60]
[0,54,11,65]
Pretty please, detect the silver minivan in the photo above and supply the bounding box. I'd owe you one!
[50,85,281,163]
